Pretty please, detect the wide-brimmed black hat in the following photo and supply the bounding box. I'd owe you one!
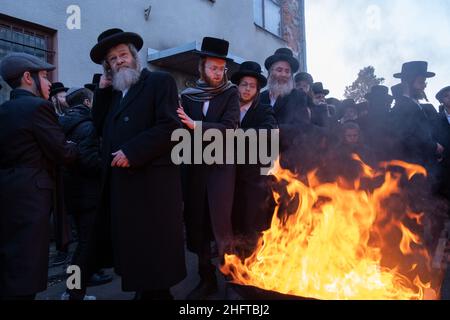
[295,72,314,85]
[50,82,69,97]
[265,48,299,73]
[436,86,450,103]
[197,37,233,62]
[84,73,102,91]
[393,61,435,79]
[90,28,143,64]
[231,61,267,88]
[365,85,393,103]
[312,82,330,96]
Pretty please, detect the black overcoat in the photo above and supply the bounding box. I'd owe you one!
[91,69,186,291]
[0,89,77,297]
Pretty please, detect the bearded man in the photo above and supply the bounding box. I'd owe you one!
[260,48,310,126]
[88,28,186,300]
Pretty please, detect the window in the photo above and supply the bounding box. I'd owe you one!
[0,14,55,104]
[253,0,282,37]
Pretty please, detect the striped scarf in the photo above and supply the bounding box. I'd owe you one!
[182,77,235,103]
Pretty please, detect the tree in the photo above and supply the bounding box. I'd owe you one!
[344,66,385,103]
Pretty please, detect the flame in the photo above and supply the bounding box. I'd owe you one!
[221,156,437,300]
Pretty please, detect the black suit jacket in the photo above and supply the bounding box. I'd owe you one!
[233,101,278,236]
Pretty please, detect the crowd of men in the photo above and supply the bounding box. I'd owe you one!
[1,28,450,301]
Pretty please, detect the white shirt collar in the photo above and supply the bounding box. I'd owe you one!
[240,102,252,112]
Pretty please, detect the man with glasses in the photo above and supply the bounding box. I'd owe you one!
[178,36,240,300]
[230,61,277,254]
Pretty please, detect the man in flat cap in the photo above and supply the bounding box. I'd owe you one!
[89,28,186,300]
[0,52,77,300]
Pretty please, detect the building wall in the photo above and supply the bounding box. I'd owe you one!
[0,0,305,91]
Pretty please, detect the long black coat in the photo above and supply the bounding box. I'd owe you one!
[91,69,186,291]
[232,102,278,237]
[390,96,438,169]
[434,111,450,199]
[181,87,240,254]
[260,89,311,126]
[0,89,77,297]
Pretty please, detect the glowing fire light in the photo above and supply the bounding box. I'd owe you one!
[221,156,437,300]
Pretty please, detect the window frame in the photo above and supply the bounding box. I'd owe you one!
[254,0,284,39]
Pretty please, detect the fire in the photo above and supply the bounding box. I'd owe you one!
[221,155,437,300]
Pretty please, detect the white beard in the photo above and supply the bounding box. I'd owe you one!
[268,74,294,99]
[112,67,141,92]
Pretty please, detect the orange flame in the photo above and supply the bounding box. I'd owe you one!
[221,156,436,300]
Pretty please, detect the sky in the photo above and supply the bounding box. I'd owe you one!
[305,0,450,106]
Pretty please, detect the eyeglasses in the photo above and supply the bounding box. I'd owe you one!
[239,82,258,90]
[206,66,228,74]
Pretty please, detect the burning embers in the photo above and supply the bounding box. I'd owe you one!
[221,155,438,300]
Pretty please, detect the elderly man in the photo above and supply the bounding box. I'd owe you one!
[0,53,77,300]
[177,37,240,300]
[89,28,186,300]
[260,48,310,126]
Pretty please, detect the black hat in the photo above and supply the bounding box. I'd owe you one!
[90,28,143,64]
[0,52,55,86]
[341,99,357,110]
[312,82,330,96]
[391,83,403,98]
[364,85,393,103]
[231,61,267,88]
[436,86,450,103]
[265,48,299,73]
[295,72,314,85]
[197,37,232,62]
[50,82,69,97]
[84,73,102,91]
[393,61,435,79]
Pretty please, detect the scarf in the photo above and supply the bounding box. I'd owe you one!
[181,76,235,103]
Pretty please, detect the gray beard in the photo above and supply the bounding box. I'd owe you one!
[268,75,294,99]
[112,67,141,92]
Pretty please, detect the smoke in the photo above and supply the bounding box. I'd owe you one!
[305,0,450,107]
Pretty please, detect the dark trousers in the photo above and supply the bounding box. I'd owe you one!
[197,241,217,282]
[67,209,97,300]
